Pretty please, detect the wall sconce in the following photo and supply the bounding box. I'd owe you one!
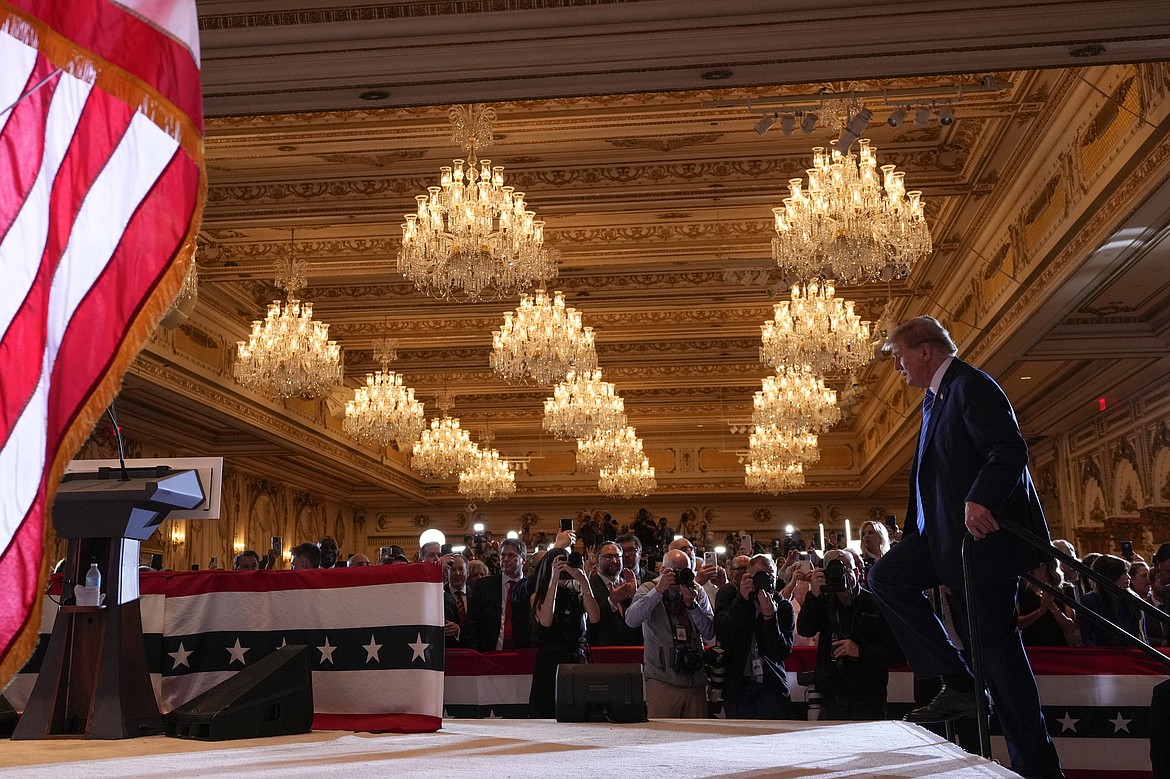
[170,522,186,545]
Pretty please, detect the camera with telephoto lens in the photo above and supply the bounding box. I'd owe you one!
[752,570,775,594]
[672,567,695,587]
[671,644,704,674]
[560,551,584,580]
[824,558,848,593]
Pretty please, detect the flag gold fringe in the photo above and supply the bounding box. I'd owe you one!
[0,6,202,160]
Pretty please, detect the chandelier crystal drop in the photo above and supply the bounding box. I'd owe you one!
[411,416,479,478]
[576,425,645,473]
[760,280,872,375]
[398,105,558,301]
[772,139,931,284]
[745,459,805,494]
[343,339,426,449]
[752,367,841,433]
[491,289,598,386]
[458,448,517,501]
[599,457,657,498]
[747,425,821,466]
[543,369,626,440]
[234,241,342,399]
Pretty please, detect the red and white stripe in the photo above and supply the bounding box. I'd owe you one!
[0,0,202,677]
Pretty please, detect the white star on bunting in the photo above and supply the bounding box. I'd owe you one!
[318,637,337,664]
[226,638,249,665]
[1110,712,1132,733]
[1057,711,1079,733]
[408,633,430,662]
[363,634,383,663]
[168,643,192,669]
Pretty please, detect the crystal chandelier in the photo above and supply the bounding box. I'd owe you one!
[760,280,872,375]
[491,289,598,386]
[411,415,479,478]
[577,425,645,472]
[599,457,657,498]
[343,339,426,449]
[543,369,626,440]
[398,104,559,301]
[747,425,821,466]
[745,459,805,494]
[772,139,931,284]
[752,367,841,433]
[234,235,342,399]
[458,447,517,501]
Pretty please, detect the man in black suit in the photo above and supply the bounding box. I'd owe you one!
[443,554,470,647]
[869,316,1062,778]
[464,538,527,652]
[588,541,643,646]
[713,554,794,718]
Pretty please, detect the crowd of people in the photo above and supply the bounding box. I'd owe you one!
[226,518,1160,722]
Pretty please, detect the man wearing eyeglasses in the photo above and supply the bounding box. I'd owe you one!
[589,542,643,646]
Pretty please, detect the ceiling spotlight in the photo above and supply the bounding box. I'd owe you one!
[914,107,931,128]
[754,113,776,135]
[886,107,907,128]
[779,114,795,135]
[832,107,873,153]
[937,104,955,126]
[800,111,818,134]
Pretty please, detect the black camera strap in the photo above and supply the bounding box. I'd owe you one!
[663,593,693,646]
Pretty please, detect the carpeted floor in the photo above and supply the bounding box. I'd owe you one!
[1,719,1019,778]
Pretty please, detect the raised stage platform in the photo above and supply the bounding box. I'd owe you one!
[0,718,1020,778]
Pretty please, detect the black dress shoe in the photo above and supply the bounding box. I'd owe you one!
[903,686,979,723]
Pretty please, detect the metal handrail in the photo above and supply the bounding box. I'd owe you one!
[961,535,993,759]
[962,522,1170,760]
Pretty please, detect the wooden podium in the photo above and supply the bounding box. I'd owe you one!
[12,467,204,740]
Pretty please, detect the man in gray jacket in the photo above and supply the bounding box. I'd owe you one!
[625,548,714,717]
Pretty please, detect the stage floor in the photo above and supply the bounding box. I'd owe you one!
[1,718,1019,778]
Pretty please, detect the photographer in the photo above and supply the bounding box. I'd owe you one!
[625,548,714,717]
[714,554,795,719]
[796,549,905,720]
[527,547,601,717]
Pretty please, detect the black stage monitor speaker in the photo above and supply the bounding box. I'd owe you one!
[0,694,17,738]
[555,663,647,723]
[166,645,313,741]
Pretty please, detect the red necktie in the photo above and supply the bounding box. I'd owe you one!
[502,580,515,650]
[455,591,466,622]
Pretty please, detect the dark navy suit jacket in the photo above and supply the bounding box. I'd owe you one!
[906,358,1049,587]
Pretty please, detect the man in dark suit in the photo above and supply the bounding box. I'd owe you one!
[588,541,643,646]
[713,553,794,718]
[464,538,527,652]
[443,554,470,648]
[868,316,1062,779]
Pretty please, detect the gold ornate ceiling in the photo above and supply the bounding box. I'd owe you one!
[112,2,1170,514]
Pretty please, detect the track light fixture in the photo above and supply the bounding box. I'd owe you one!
[800,111,818,134]
[914,106,931,128]
[937,104,955,126]
[754,113,776,135]
[886,107,907,128]
[779,114,795,135]
[832,107,872,153]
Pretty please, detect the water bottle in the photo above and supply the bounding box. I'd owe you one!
[80,562,101,606]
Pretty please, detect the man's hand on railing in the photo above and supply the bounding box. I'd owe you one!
[964,501,1000,540]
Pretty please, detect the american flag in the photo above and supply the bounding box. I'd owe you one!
[0,0,203,685]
